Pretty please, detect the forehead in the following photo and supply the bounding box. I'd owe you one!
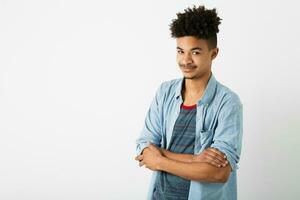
[176,36,209,50]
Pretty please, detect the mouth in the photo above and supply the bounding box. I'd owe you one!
[182,67,196,72]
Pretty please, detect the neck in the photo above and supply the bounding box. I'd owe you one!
[183,71,212,95]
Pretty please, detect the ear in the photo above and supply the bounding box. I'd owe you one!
[211,47,219,60]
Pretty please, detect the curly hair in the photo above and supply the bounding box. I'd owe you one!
[169,5,222,50]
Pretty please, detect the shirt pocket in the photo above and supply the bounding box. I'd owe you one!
[195,129,214,153]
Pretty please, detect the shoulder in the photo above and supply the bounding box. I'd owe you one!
[161,77,181,88]
[156,77,182,96]
[214,81,243,108]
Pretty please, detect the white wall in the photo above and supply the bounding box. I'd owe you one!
[0,0,299,199]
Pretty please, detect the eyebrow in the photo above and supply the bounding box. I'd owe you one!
[176,47,203,51]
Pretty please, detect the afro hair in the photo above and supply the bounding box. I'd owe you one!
[169,5,222,50]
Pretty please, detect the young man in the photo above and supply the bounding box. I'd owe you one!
[135,5,243,200]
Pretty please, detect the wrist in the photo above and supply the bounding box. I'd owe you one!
[161,148,167,156]
[157,155,167,171]
[189,155,195,163]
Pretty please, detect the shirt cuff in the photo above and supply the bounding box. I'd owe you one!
[136,142,148,156]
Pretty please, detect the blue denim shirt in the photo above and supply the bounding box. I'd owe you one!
[136,73,243,200]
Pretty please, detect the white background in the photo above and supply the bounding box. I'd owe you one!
[1,0,299,199]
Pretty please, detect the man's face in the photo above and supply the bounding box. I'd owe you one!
[176,36,218,80]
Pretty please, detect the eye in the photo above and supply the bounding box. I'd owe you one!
[177,50,184,54]
[192,51,200,55]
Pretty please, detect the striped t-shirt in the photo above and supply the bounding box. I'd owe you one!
[152,103,197,200]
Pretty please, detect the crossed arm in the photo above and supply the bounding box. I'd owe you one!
[135,85,242,184]
[135,142,231,183]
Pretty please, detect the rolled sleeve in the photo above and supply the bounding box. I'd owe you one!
[210,102,243,171]
[135,82,165,156]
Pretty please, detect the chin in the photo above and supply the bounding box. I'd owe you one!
[184,75,197,79]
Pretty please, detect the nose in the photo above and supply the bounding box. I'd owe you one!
[182,53,193,66]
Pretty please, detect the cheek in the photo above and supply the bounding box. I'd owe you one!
[176,56,181,64]
[194,56,208,65]
[192,58,201,66]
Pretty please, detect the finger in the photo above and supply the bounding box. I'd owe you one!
[205,150,226,164]
[207,147,226,158]
[221,162,228,167]
[209,160,223,168]
[206,148,227,163]
[139,161,145,167]
[135,155,143,161]
[208,147,227,159]
[204,153,226,166]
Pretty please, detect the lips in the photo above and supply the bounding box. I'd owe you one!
[182,67,196,72]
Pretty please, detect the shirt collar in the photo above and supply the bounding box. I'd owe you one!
[175,72,217,106]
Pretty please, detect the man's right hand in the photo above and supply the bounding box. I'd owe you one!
[192,147,228,168]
